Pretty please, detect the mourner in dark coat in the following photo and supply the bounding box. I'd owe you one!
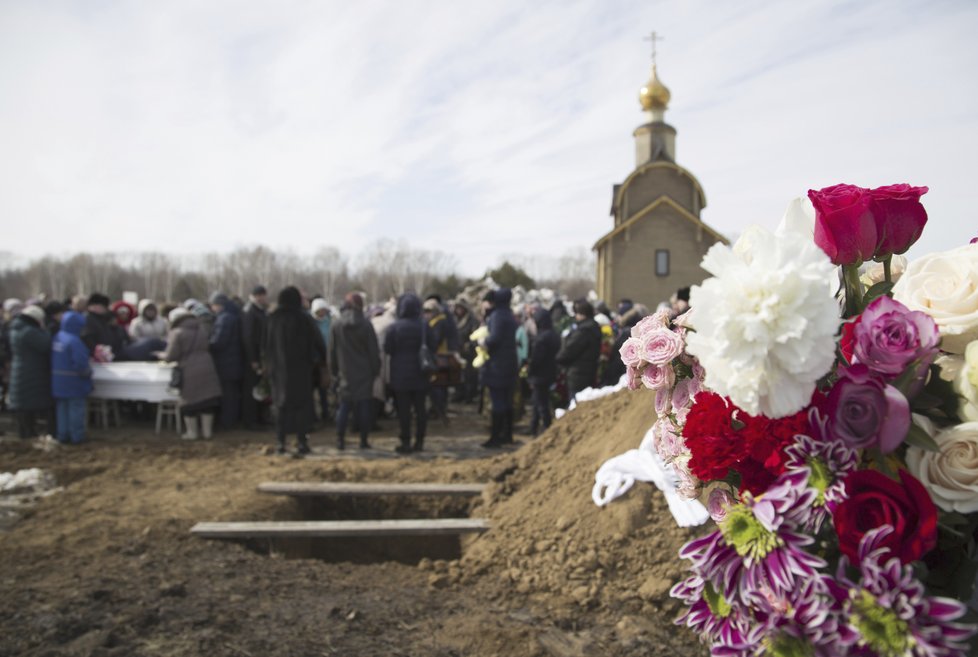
[452,300,480,403]
[263,286,326,455]
[384,293,438,454]
[81,293,129,358]
[480,288,518,448]
[208,292,244,430]
[7,305,53,438]
[241,285,269,430]
[163,309,222,440]
[527,306,560,436]
[556,299,602,401]
[329,293,380,449]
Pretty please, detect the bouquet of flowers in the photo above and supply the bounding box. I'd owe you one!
[622,183,978,656]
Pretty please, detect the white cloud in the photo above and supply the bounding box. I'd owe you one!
[1,0,976,277]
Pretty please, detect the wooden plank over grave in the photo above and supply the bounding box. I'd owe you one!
[190,518,490,539]
[257,482,486,497]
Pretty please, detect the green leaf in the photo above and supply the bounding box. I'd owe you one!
[862,281,895,308]
[905,422,940,452]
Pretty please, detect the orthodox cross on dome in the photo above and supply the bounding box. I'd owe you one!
[644,31,664,66]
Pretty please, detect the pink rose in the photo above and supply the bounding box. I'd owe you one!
[808,183,877,266]
[641,328,684,366]
[869,184,928,258]
[824,364,910,453]
[619,337,643,368]
[853,295,939,378]
[643,363,676,391]
[626,365,642,390]
[632,309,671,338]
[671,378,695,423]
[707,488,736,522]
[652,417,683,461]
[655,387,672,415]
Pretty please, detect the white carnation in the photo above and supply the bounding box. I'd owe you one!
[685,225,839,418]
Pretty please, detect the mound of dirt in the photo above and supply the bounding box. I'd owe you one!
[459,388,708,655]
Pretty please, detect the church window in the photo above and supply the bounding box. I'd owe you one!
[655,249,670,276]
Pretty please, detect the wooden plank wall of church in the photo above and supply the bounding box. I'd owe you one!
[623,168,699,219]
[609,204,715,308]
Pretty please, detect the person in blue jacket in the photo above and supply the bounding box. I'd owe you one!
[479,288,518,448]
[208,292,244,430]
[51,311,93,444]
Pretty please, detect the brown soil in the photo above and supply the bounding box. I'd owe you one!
[0,392,708,657]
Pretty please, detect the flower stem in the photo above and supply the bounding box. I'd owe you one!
[842,264,864,317]
[883,256,892,285]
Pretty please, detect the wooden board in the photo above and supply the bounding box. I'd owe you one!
[257,482,486,497]
[190,518,490,539]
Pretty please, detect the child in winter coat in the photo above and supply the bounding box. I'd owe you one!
[51,311,93,444]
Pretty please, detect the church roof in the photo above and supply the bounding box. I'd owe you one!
[610,160,707,216]
[593,194,729,250]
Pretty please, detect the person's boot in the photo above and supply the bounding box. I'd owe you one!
[413,434,424,452]
[501,409,514,445]
[337,433,346,450]
[296,434,311,456]
[359,435,371,450]
[275,433,287,455]
[181,417,199,441]
[395,436,412,455]
[200,414,215,439]
[481,413,502,449]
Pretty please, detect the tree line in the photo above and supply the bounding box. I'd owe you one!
[0,241,596,304]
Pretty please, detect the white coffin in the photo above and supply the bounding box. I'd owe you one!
[90,362,179,403]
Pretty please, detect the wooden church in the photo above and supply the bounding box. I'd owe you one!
[594,49,728,309]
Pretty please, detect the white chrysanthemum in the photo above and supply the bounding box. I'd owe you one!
[685,224,839,418]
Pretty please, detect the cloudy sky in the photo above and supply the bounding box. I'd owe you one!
[1,0,976,276]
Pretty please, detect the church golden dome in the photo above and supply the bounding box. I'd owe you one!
[639,64,670,111]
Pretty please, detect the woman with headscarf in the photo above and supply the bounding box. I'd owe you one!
[384,292,438,454]
[163,308,222,440]
[329,293,380,450]
[264,286,326,455]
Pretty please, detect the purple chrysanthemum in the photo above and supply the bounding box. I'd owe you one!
[834,527,977,657]
[748,575,845,657]
[784,412,859,532]
[672,574,754,654]
[676,470,826,609]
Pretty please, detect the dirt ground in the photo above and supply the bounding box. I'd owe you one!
[0,391,708,657]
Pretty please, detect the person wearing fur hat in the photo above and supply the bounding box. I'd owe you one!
[208,292,244,431]
[163,308,222,440]
[480,288,519,448]
[311,297,332,423]
[329,292,380,450]
[52,311,93,444]
[128,299,167,341]
[241,285,269,431]
[8,305,53,438]
[81,293,129,359]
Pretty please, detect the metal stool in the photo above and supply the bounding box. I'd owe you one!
[156,400,182,435]
[87,398,121,429]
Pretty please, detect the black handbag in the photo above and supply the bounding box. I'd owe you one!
[169,366,184,390]
[419,321,437,376]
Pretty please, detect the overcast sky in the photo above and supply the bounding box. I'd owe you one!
[1,0,976,276]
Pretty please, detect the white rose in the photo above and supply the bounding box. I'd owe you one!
[892,243,978,354]
[956,341,978,421]
[860,254,908,288]
[907,418,978,513]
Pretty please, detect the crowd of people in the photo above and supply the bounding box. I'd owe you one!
[0,284,690,455]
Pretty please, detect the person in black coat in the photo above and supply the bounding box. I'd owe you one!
[556,299,602,402]
[81,293,129,358]
[7,306,53,438]
[263,286,326,455]
[527,306,560,436]
[330,293,380,449]
[209,292,244,430]
[451,300,480,404]
[385,293,438,454]
[480,288,518,448]
[241,285,270,430]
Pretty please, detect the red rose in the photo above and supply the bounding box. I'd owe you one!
[808,184,877,266]
[869,184,928,258]
[839,317,858,364]
[832,469,937,565]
